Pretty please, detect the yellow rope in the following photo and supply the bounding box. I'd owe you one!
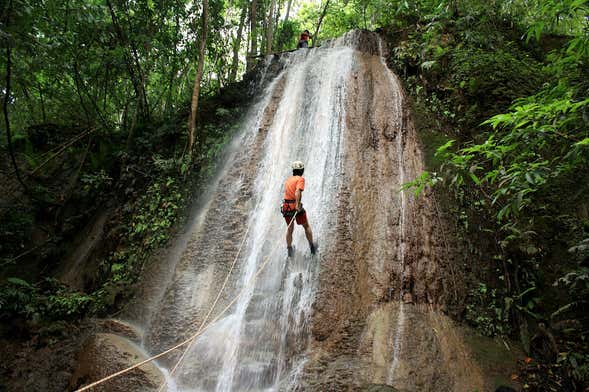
[75,212,298,392]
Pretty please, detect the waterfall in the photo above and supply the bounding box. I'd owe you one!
[129,29,486,392]
[138,34,357,392]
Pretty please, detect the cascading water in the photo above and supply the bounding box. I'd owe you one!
[127,29,491,392]
[134,35,357,392]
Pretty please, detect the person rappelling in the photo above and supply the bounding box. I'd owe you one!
[281,161,317,257]
[297,30,312,49]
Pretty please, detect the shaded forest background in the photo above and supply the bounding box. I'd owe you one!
[1,0,588,390]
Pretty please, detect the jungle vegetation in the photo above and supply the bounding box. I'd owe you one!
[1,0,588,389]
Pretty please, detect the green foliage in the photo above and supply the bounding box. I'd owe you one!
[524,0,588,41]
[389,9,545,131]
[1,73,242,325]
[275,20,302,51]
[397,9,589,386]
[130,177,182,249]
[0,209,33,263]
[0,0,244,135]
[84,119,236,315]
[399,171,442,197]
[0,278,92,321]
[558,350,589,385]
[437,85,589,226]
[552,238,589,323]
[466,283,512,337]
[0,278,37,319]
[80,170,113,194]
[449,47,544,126]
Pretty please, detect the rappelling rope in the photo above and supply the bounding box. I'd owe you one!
[156,217,254,391]
[75,211,298,392]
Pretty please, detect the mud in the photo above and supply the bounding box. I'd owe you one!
[0,331,83,392]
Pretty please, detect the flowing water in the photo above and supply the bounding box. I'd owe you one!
[130,30,491,392]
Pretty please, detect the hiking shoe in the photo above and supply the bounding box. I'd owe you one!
[309,242,318,255]
[287,246,295,258]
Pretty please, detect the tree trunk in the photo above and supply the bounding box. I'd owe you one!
[229,4,247,82]
[121,0,150,121]
[72,60,92,124]
[260,13,267,54]
[274,0,282,33]
[265,0,276,54]
[37,80,47,122]
[247,0,257,70]
[312,0,330,47]
[276,0,292,51]
[3,2,30,196]
[187,0,209,156]
[165,12,181,113]
[106,0,146,134]
[284,0,292,24]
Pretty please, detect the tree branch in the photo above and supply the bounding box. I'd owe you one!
[3,1,31,196]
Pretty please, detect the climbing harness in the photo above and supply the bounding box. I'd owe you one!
[281,199,296,217]
[75,211,298,392]
[281,199,305,218]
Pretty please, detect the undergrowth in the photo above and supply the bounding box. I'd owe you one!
[0,95,246,333]
[390,2,589,390]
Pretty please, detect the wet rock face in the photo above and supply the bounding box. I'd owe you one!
[325,29,383,56]
[361,385,401,392]
[58,208,111,291]
[68,333,164,392]
[95,319,142,343]
[301,30,480,391]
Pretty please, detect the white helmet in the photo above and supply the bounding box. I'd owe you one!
[292,161,305,170]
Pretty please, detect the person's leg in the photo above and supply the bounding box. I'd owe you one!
[286,220,295,257]
[286,220,295,248]
[302,222,314,245]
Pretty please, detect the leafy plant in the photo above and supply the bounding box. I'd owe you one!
[80,170,113,194]
[0,278,93,322]
[466,283,512,336]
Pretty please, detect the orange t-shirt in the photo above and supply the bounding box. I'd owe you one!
[283,176,305,201]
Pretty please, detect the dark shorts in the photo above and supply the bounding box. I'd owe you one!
[284,211,308,226]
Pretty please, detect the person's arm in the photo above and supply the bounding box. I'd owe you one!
[295,188,302,211]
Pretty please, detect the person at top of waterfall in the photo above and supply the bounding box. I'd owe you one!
[297,30,312,49]
[281,161,317,257]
